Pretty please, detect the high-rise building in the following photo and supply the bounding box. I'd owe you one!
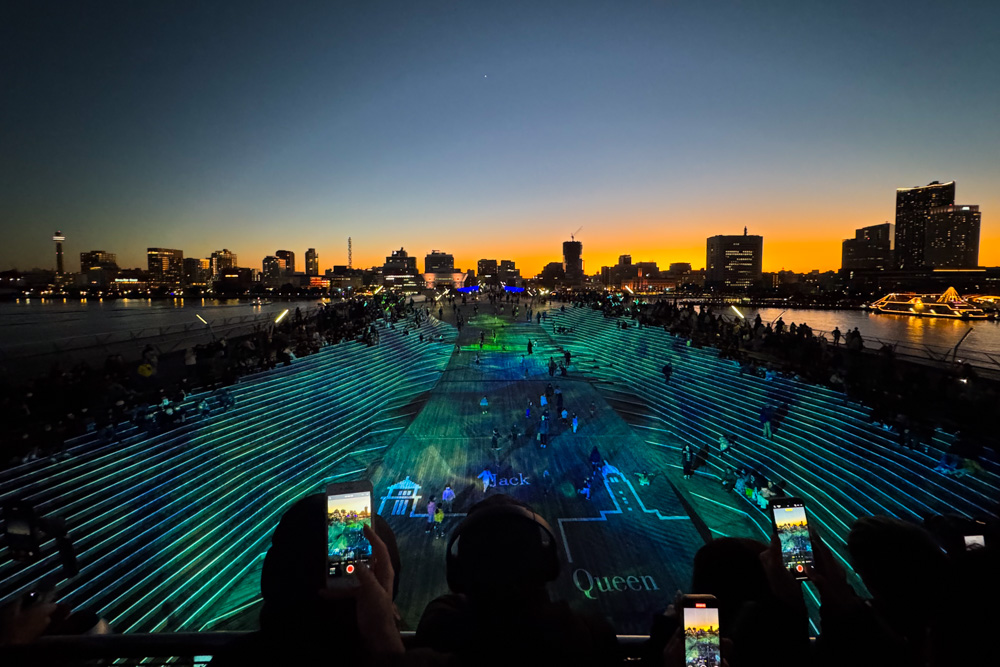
[262,256,287,280]
[183,257,211,286]
[382,248,422,290]
[423,250,466,289]
[53,231,65,275]
[563,240,583,284]
[706,229,763,289]
[842,223,894,271]
[80,250,119,288]
[894,181,955,270]
[425,250,455,273]
[80,250,118,271]
[477,259,499,284]
[925,205,981,269]
[668,262,692,275]
[499,260,520,284]
[275,250,295,274]
[305,248,319,276]
[147,248,184,285]
[211,249,237,278]
[217,267,254,293]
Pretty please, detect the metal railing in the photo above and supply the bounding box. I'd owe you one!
[0,312,289,380]
[2,632,651,664]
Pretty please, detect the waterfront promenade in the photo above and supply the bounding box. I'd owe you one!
[0,301,995,636]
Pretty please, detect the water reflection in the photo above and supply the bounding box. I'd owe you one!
[740,308,998,356]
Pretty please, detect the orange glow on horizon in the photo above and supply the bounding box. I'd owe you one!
[82,205,997,279]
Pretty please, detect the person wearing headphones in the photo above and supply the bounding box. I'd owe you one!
[414,494,617,666]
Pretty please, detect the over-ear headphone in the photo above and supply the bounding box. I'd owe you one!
[446,503,560,594]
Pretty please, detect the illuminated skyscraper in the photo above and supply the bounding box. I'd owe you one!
[925,205,981,269]
[80,250,117,271]
[262,255,286,279]
[842,223,894,271]
[275,250,295,274]
[706,229,763,289]
[53,231,65,275]
[894,181,955,269]
[305,248,319,276]
[147,248,184,285]
[211,249,237,278]
[183,257,211,286]
[499,260,520,283]
[382,247,422,290]
[425,250,454,273]
[477,259,499,285]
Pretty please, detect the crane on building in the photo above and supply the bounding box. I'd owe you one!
[571,227,583,242]
[348,237,352,269]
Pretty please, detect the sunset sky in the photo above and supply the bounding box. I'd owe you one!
[2,1,997,276]
[683,606,720,634]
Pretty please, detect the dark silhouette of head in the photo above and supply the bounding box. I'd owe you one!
[691,538,771,631]
[446,494,558,602]
[848,516,949,612]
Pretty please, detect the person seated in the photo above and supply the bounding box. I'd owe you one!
[720,467,736,492]
[933,452,959,474]
[734,470,747,497]
[211,494,402,666]
[415,495,617,666]
[756,481,775,509]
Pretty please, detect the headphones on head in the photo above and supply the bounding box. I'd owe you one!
[445,503,560,593]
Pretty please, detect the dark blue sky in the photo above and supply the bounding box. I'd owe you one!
[2,0,997,273]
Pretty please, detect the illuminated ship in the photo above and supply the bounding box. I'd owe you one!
[869,287,989,319]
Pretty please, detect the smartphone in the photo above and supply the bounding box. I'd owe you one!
[964,534,986,551]
[681,594,721,667]
[3,502,40,561]
[770,497,815,580]
[326,480,374,588]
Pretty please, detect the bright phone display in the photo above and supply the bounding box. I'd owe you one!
[682,595,720,667]
[326,482,373,585]
[964,534,985,550]
[771,498,814,579]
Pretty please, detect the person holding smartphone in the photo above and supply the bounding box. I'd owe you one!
[212,491,403,667]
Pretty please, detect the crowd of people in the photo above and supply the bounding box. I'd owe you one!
[5,492,995,666]
[2,290,997,665]
[564,291,995,474]
[0,294,423,467]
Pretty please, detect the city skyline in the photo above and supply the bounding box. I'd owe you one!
[2,1,998,275]
[10,175,988,280]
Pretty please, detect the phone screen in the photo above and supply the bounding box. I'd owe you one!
[327,490,373,581]
[683,603,721,667]
[3,505,39,560]
[772,501,814,578]
[964,534,985,551]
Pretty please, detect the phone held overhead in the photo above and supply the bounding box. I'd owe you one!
[326,481,374,588]
[770,497,815,580]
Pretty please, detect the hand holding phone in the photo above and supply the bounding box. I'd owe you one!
[680,594,721,667]
[326,481,374,588]
[321,523,403,658]
[770,498,815,580]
